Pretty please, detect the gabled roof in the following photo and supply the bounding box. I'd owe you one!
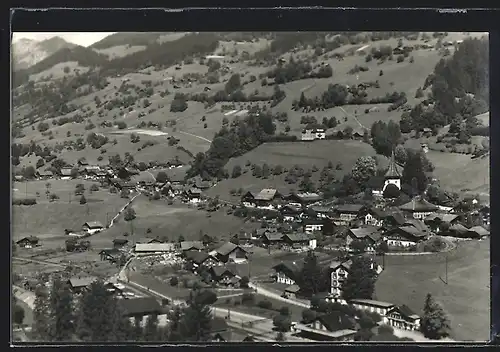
[284,284,301,293]
[467,226,490,236]
[99,248,121,257]
[336,204,365,214]
[396,226,427,238]
[83,221,104,229]
[113,238,129,245]
[68,276,97,288]
[188,187,202,195]
[399,198,439,212]
[367,207,387,219]
[449,223,469,234]
[329,259,352,270]
[211,265,238,278]
[425,213,459,223]
[135,243,176,252]
[37,170,53,176]
[180,241,204,251]
[255,188,279,201]
[402,219,430,233]
[389,304,420,320]
[184,250,212,264]
[60,168,73,176]
[349,298,395,308]
[316,311,355,332]
[349,226,380,241]
[385,211,406,225]
[261,232,284,241]
[17,236,39,244]
[216,242,248,256]
[272,262,302,280]
[284,233,311,242]
[309,205,332,213]
[118,297,162,316]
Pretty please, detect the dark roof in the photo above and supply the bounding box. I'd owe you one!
[211,266,238,278]
[399,198,439,212]
[385,211,406,225]
[113,239,129,245]
[272,262,302,281]
[336,204,365,214]
[216,242,247,256]
[180,241,204,251]
[17,236,39,244]
[68,276,97,288]
[329,259,352,270]
[316,311,355,332]
[402,219,429,233]
[284,233,311,242]
[118,297,162,316]
[368,207,387,218]
[349,226,379,241]
[393,226,427,238]
[394,304,419,319]
[262,232,284,241]
[99,248,121,257]
[83,221,104,229]
[185,250,212,264]
[210,317,229,333]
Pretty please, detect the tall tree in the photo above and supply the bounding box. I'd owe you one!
[32,285,50,341]
[421,293,452,339]
[167,305,184,341]
[179,289,214,341]
[351,156,377,185]
[297,251,327,297]
[402,150,429,195]
[48,278,75,341]
[341,255,376,301]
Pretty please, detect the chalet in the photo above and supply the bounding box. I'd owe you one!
[99,248,122,262]
[78,159,89,167]
[399,198,439,220]
[36,170,53,179]
[60,167,73,180]
[242,188,282,208]
[466,225,490,239]
[185,188,202,203]
[209,317,231,342]
[335,204,365,225]
[308,206,334,219]
[282,233,317,250]
[208,266,239,286]
[350,299,395,321]
[82,221,104,234]
[301,128,326,141]
[386,305,421,331]
[68,276,98,294]
[260,230,284,247]
[14,175,24,182]
[294,312,357,342]
[169,173,187,186]
[180,241,204,252]
[283,284,301,299]
[230,232,253,246]
[346,226,381,252]
[303,218,325,235]
[351,128,365,140]
[448,223,470,237]
[330,257,381,298]
[214,242,248,263]
[424,213,460,233]
[383,226,428,247]
[184,250,220,269]
[134,243,176,254]
[112,238,129,249]
[111,179,136,191]
[382,211,406,228]
[271,262,302,285]
[16,236,40,249]
[118,297,165,326]
[402,218,430,233]
[82,166,102,178]
[362,207,387,227]
[285,192,323,206]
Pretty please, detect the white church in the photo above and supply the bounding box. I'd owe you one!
[373,151,402,196]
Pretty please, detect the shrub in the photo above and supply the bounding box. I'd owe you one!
[170,276,179,286]
[241,293,255,305]
[257,300,273,309]
[12,198,37,206]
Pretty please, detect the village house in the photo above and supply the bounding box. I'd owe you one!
[386,305,421,331]
[334,204,365,225]
[271,262,302,286]
[302,218,325,234]
[208,265,240,286]
[118,297,166,327]
[112,238,129,249]
[280,205,302,222]
[184,187,202,203]
[308,205,334,219]
[110,179,136,191]
[184,250,220,270]
[282,233,317,250]
[180,241,204,252]
[285,192,323,206]
[283,284,301,299]
[213,242,249,263]
[293,311,357,342]
[382,211,407,228]
[424,213,460,233]
[399,197,439,220]
[346,226,381,252]
[383,226,428,247]
[259,230,284,247]
[16,236,40,249]
[78,159,89,167]
[466,225,490,239]
[36,169,54,179]
[230,232,253,246]
[361,207,387,227]
[134,243,176,255]
[99,248,122,263]
[82,221,104,234]
[329,257,382,298]
[349,299,395,322]
[67,276,98,294]
[242,188,282,208]
[60,167,74,180]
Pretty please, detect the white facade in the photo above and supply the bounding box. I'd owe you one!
[305,224,323,233]
[411,211,433,220]
[84,227,103,235]
[364,214,383,227]
[350,302,394,324]
[386,238,416,247]
[276,272,295,285]
[330,267,348,297]
[383,178,401,191]
[301,129,326,141]
[309,239,317,250]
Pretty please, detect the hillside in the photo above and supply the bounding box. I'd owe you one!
[11,31,489,198]
[12,36,77,70]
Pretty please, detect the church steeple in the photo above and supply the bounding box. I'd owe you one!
[385,150,401,179]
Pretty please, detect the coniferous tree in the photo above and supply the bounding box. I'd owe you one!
[179,289,214,341]
[297,251,327,297]
[48,278,75,341]
[32,284,51,341]
[143,314,160,341]
[421,293,452,339]
[341,255,376,301]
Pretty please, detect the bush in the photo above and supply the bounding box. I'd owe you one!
[90,184,99,192]
[240,276,249,288]
[397,55,405,63]
[241,293,255,305]
[378,324,394,335]
[379,70,384,76]
[12,198,37,206]
[170,276,179,286]
[279,306,290,316]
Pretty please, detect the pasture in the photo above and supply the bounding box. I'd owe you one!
[375,239,490,341]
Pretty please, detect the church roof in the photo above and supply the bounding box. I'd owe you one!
[385,151,402,179]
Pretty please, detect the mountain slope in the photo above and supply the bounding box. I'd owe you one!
[12,36,77,70]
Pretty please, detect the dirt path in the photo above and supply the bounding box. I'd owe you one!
[178,130,212,143]
[339,106,367,129]
[109,191,140,228]
[248,282,310,308]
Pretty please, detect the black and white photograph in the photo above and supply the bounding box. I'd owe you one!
[11,30,490,343]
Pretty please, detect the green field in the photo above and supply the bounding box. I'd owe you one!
[374,239,490,341]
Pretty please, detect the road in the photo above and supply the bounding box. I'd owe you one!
[248,282,310,309]
[178,131,212,143]
[109,191,140,227]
